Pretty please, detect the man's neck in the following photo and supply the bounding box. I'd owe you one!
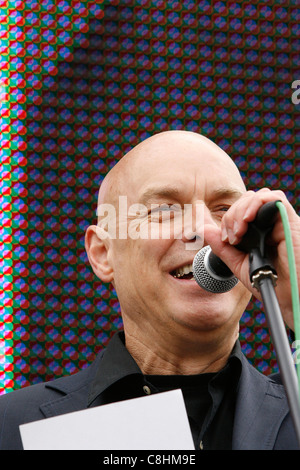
[123,327,238,376]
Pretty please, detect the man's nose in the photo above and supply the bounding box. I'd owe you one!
[181,201,217,246]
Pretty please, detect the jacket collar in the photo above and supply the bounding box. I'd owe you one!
[39,331,142,418]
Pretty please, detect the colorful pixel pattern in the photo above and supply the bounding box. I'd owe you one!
[0,0,299,393]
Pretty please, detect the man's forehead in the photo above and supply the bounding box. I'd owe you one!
[99,131,244,203]
[131,154,244,199]
[138,183,245,204]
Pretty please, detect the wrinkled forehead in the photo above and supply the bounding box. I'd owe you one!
[124,135,245,203]
[99,132,245,207]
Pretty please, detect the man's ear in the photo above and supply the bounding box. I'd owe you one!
[85,225,114,283]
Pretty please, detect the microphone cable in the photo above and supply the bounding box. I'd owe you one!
[275,200,300,392]
[257,200,300,446]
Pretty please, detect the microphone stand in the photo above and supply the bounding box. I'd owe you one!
[249,251,300,448]
[237,201,300,447]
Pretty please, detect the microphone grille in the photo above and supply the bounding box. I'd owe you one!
[193,246,238,293]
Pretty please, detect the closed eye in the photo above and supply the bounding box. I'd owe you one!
[211,205,231,220]
[149,203,182,221]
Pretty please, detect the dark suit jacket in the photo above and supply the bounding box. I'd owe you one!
[0,351,298,450]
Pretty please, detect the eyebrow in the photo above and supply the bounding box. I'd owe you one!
[139,186,182,205]
[209,187,245,200]
[139,185,244,205]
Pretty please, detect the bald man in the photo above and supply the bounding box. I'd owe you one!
[0,131,299,450]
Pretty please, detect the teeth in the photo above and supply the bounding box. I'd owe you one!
[173,264,194,278]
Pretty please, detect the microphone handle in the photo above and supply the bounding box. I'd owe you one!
[208,201,280,280]
[236,200,280,255]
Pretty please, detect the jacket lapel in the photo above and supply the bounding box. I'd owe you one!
[39,353,102,419]
[232,354,289,450]
[40,383,91,418]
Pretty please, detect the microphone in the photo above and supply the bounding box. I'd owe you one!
[193,246,238,293]
[192,201,280,293]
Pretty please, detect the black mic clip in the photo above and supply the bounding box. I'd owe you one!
[236,200,280,291]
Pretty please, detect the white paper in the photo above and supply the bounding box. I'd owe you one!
[20,389,194,450]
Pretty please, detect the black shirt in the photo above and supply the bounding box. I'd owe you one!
[88,331,242,450]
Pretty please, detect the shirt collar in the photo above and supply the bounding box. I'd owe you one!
[88,331,142,405]
[210,340,242,390]
[88,330,243,406]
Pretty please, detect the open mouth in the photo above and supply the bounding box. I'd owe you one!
[170,263,195,280]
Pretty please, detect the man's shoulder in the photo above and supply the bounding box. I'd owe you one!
[235,354,299,449]
[239,353,290,407]
[0,353,103,450]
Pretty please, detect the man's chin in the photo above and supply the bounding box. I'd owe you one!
[170,306,237,334]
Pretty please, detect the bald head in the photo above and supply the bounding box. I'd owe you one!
[97,130,244,215]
